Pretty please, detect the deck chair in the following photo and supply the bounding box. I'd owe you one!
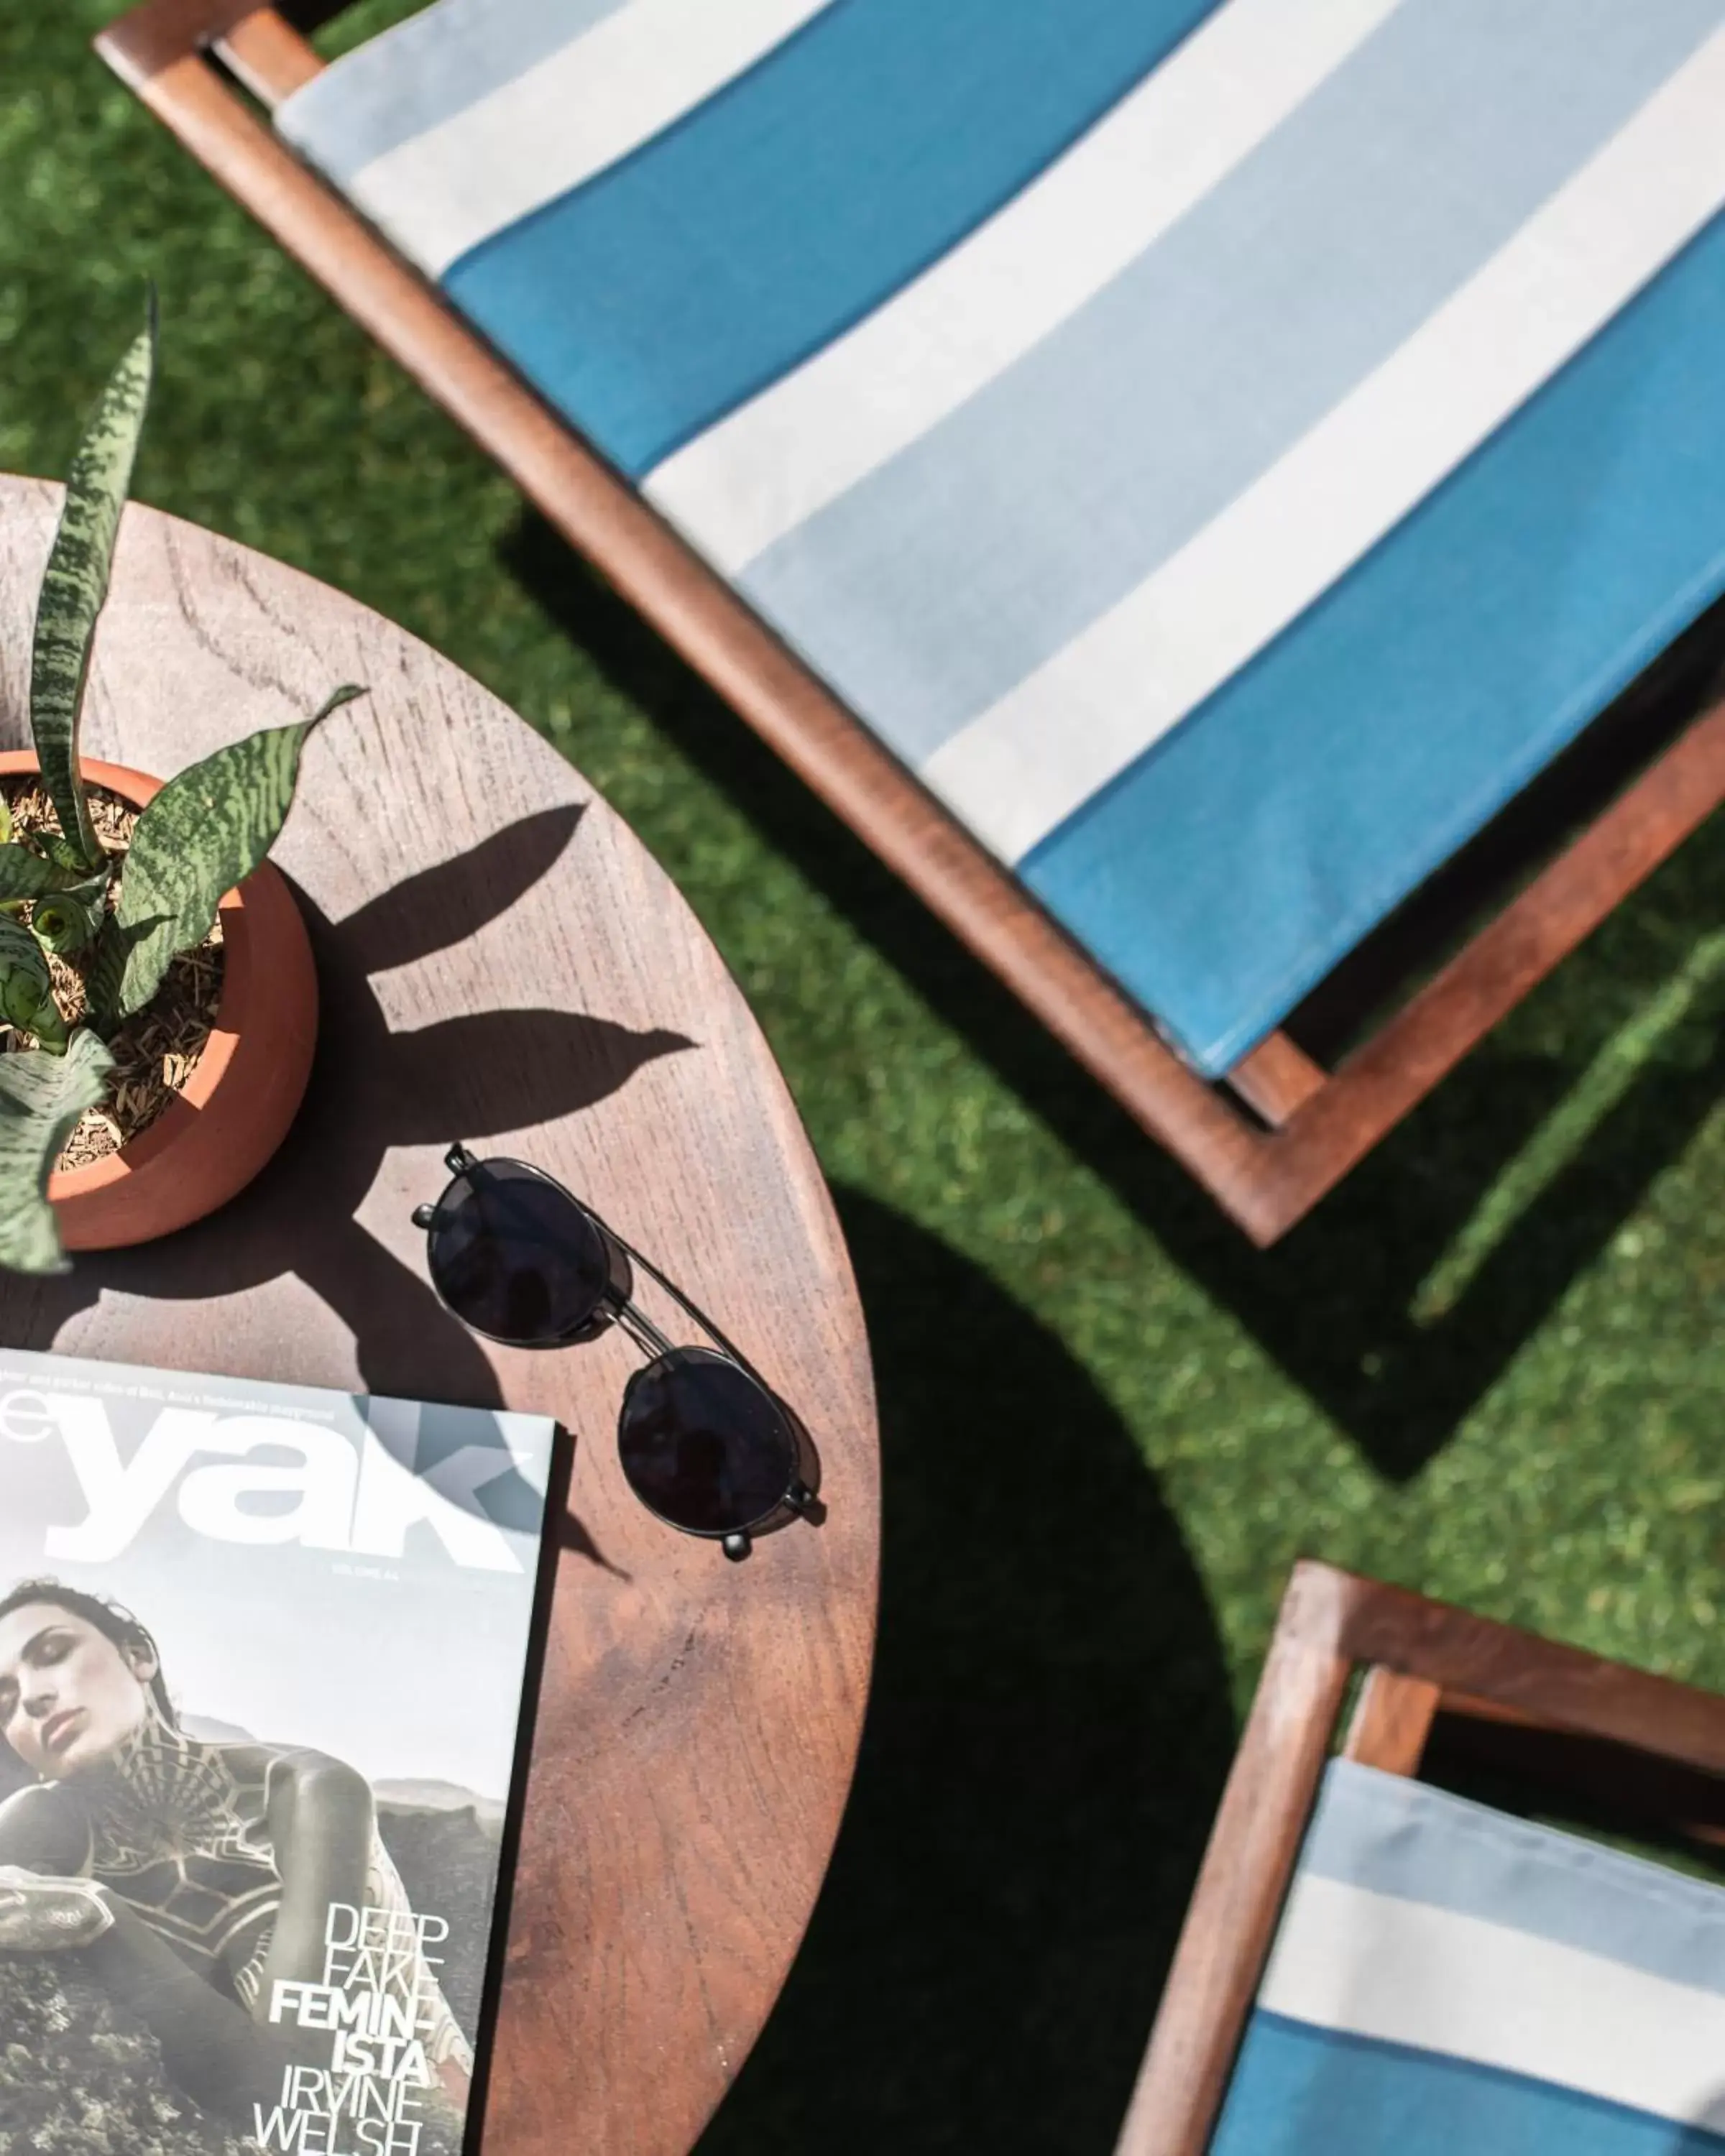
[96,0,1725,1243]
[1121,1562,1725,2155]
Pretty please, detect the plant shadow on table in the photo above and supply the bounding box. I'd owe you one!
[505,512,1725,1484]
[696,1187,1233,2156]
[10,805,690,1442]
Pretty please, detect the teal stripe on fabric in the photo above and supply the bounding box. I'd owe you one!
[1021,206,1725,1078]
[279,0,630,178]
[1302,1763,1725,1999]
[737,0,1724,767]
[440,0,1222,479]
[1211,2014,1725,2156]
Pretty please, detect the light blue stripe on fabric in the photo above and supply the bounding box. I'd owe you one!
[1211,2014,1725,2156]
[278,0,630,178]
[1303,1761,1725,1999]
[440,0,1223,479]
[1021,206,1725,1078]
[737,0,1724,769]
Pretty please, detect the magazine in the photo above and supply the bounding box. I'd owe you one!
[0,1345,555,2156]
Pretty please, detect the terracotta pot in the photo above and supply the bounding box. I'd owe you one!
[0,752,318,1252]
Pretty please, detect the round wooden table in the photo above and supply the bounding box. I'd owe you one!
[0,476,879,2156]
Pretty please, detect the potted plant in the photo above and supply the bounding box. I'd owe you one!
[0,298,359,1275]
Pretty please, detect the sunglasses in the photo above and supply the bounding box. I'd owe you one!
[412,1146,817,1560]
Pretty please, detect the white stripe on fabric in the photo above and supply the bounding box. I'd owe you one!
[275,0,631,182]
[645,0,1404,576]
[1262,1872,1725,2129]
[326,0,837,279]
[1306,1761,1725,1994]
[922,24,1725,865]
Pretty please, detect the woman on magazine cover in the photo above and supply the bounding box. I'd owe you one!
[0,1578,473,2131]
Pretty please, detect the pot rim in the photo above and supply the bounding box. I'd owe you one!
[0,750,253,1199]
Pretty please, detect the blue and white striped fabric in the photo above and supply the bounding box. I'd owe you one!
[279,2,1725,1076]
[1212,1760,1725,2155]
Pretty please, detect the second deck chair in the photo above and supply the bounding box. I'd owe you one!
[97,0,1725,1241]
[1122,1562,1725,2155]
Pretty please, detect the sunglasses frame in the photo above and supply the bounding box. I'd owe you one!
[413,1144,819,1559]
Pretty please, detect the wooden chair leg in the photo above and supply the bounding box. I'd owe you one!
[1246,694,1725,1238]
[1225,1033,1327,1127]
[1113,1566,1356,2156]
[1343,1668,1442,1777]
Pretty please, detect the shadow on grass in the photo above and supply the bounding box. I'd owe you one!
[694,1185,1233,2156]
[501,513,1725,1481]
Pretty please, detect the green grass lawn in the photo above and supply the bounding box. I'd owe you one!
[6,9,1725,2148]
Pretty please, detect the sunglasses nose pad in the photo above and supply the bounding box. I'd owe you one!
[722,1531,752,1562]
[411,1203,437,1230]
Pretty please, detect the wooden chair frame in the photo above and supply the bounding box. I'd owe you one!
[1118,1560,1725,2155]
[95,0,1725,1243]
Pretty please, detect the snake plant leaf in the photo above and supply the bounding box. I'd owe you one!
[0,843,86,903]
[37,829,104,882]
[0,1025,112,1275]
[31,872,107,957]
[29,295,156,874]
[0,795,11,844]
[83,912,129,1038]
[0,918,68,1054]
[110,684,363,1021]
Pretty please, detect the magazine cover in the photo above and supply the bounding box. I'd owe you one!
[0,1346,555,2156]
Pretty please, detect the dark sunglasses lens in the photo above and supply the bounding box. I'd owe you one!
[428,1163,610,1345]
[619,1348,798,1536]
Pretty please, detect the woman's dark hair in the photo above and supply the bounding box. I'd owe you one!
[0,1579,176,1729]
